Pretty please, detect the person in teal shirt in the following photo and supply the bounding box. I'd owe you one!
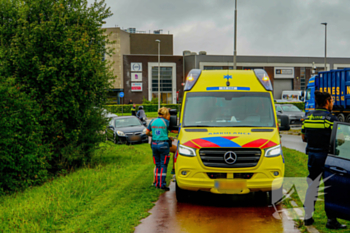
[146,107,171,190]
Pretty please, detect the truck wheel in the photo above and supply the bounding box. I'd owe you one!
[337,113,345,122]
[346,114,350,123]
[176,182,190,203]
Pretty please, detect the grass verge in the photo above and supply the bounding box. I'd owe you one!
[283,147,350,233]
[0,142,172,232]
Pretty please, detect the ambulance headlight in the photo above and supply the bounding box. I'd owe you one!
[265,145,281,157]
[179,145,197,157]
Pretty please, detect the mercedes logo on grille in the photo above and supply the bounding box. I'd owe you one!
[224,151,237,165]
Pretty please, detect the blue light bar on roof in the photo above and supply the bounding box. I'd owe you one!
[184,69,201,91]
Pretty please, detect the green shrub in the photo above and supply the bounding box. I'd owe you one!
[277,102,305,110]
[0,78,52,194]
[0,0,114,173]
[104,104,181,113]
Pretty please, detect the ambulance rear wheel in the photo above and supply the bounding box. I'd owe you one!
[176,182,190,203]
[337,113,345,122]
[346,114,350,123]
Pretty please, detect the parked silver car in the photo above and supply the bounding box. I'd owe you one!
[275,104,304,125]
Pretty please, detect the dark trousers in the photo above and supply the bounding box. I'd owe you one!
[304,151,333,219]
[151,141,170,188]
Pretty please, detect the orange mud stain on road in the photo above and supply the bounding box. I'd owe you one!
[134,182,300,233]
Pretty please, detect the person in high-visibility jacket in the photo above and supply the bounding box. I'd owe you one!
[131,104,136,116]
[302,90,346,229]
[146,107,171,191]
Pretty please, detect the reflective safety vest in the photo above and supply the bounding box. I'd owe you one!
[302,108,338,151]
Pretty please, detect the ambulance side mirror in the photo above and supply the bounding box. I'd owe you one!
[169,109,179,131]
[278,115,290,131]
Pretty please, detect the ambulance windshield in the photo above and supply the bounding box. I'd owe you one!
[183,92,275,127]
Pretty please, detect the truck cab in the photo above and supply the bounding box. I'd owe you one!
[175,69,286,202]
[305,76,316,114]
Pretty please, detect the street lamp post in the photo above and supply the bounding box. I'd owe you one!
[233,0,237,70]
[155,39,161,110]
[321,22,327,71]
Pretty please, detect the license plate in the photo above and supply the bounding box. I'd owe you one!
[130,135,140,141]
[215,180,247,190]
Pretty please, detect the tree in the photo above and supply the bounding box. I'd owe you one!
[0,0,115,173]
[0,78,51,194]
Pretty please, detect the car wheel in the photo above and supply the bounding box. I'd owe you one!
[113,135,117,144]
[176,182,190,203]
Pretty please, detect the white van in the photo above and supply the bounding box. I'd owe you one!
[281,90,305,102]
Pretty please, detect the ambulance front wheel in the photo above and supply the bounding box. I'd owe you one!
[176,182,190,203]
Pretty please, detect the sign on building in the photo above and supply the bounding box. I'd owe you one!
[131,83,142,92]
[275,67,294,79]
[131,73,142,82]
[131,63,142,72]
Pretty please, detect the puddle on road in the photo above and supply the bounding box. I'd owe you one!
[134,182,299,233]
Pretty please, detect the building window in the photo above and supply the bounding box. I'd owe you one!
[203,66,223,70]
[151,67,173,104]
[300,67,306,90]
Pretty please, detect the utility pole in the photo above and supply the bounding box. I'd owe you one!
[233,0,237,70]
[156,40,161,109]
[321,22,327,71]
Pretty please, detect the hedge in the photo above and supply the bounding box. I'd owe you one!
[105,102,305,113]
[104,104,182,113]
[276,102,305,110]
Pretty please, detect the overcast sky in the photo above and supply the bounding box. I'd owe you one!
[91,0,350,57]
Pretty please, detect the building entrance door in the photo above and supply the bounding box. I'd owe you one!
[273,79,293,99]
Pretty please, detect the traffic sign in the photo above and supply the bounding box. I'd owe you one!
[119,92,124,98]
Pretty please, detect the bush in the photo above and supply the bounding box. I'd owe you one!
[104,104,181,113]
[0,78,52,194]
[0,0,114,173]
[277,102,305,110]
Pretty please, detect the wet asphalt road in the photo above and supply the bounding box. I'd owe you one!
[134,135,307,233]
[134,182,299,233]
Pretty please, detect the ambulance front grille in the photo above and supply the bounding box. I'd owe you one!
[199,148,261,168]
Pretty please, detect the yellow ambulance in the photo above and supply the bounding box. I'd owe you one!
[175,69,285,203]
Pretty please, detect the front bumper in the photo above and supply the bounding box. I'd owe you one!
[118,134,148,144]
[176,154,284,194]
[289,117,303,125]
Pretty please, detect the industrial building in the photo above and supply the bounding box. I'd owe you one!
[104,27,350,103]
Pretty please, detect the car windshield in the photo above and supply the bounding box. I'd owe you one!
[183,92,275,127]
[114,118,141,127]
[282,105,301,112]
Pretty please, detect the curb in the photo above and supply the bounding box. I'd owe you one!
[282,189,320,233]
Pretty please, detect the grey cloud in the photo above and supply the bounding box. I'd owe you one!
[91,0,350,57]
